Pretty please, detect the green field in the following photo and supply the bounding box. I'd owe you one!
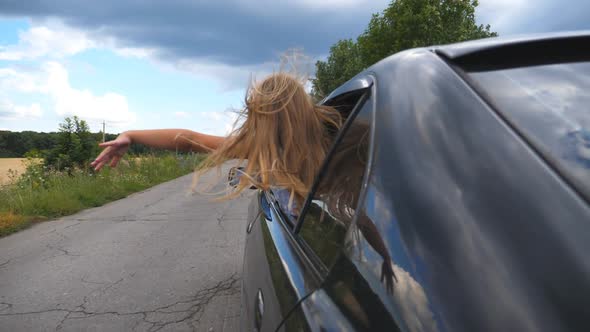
[0,154,204,237]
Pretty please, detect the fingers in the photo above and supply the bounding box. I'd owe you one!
[91,146,117,171]
[93,159,108,171]
[91,147,111,168]
[92,155,122,171]
[98,140,118,148]
[92,138,129,171]
[110,155,122,168]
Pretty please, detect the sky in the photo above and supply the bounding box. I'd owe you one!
[0,0,589,135]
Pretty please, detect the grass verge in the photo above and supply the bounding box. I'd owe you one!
[0,153,205,237]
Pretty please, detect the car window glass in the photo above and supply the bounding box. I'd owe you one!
[297,98,373,270]
[468,61,590,199]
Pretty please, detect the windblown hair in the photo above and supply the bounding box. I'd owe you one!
[193,72,342,208]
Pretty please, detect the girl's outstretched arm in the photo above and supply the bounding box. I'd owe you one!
[91,129,226,171]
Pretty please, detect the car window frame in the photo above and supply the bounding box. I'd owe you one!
[292,83,376,275]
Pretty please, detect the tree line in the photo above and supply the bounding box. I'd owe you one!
[311,0,497,98]
[0,117,152,170]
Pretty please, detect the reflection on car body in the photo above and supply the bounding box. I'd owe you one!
[240,32,590,332]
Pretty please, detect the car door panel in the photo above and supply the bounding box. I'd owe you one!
[242,191,321,332]
[242,192,284,332]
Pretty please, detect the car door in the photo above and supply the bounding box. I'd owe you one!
[241,84,372,332]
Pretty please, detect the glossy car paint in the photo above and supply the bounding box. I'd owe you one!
[242,34,590,331]
[241,191,322,332]
[346,49,589,331]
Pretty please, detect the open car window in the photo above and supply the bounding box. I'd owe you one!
[271,88,371,227]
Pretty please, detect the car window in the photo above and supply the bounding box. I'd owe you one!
[271,89,370,227]
[296,96,373,271]
[467,61,590,200]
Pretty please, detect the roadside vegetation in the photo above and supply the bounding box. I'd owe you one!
[0,116,205,237]
[0,154,204,237]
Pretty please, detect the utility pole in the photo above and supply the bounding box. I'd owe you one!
[102,120,106,143]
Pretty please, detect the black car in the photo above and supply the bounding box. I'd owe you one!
[240,32,590,331]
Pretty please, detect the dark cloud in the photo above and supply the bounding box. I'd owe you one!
[0,0,389,65]
[3,1,587,67]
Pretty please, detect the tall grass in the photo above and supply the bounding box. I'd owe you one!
[0,153,204,237]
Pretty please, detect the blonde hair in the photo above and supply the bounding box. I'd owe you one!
[193,72,342,208]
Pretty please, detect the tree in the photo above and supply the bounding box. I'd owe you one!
[312,0,497,98]
[45,116,95,170]
[311,39,364,100]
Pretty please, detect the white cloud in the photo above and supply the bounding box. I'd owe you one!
[0,20,313,134]
[0,100,42,120]
[389,264,438,332]
[43,62,136,126]
[188,109,241,136]
[357,237,438,332]
[0,24,95,60]
[174,58,270,91]
[0,22,306,94]
[112,46,155,59]
[172,48,316,92]
[98,34,156,59]
[0,22,274,100]
[0,67,46,93]
[0,22,155,62]
[0,60,136,126]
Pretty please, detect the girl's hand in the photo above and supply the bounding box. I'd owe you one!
[91,134,132,171]
[381,258,397,294]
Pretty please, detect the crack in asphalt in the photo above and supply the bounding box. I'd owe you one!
[63,222,82,230]
[0,273,240,332]
[40,228,58,236]
[55,277,127,330]
[0,302,13,312]
[80,277,110,286]
[113,216,138,222]
[44,243,81,260]
[0,259,10,268]
[143,196,167,209]
[202,244,231,249]
[215,201,234,230]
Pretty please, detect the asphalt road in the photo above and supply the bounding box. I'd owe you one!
[0,169,252,332]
